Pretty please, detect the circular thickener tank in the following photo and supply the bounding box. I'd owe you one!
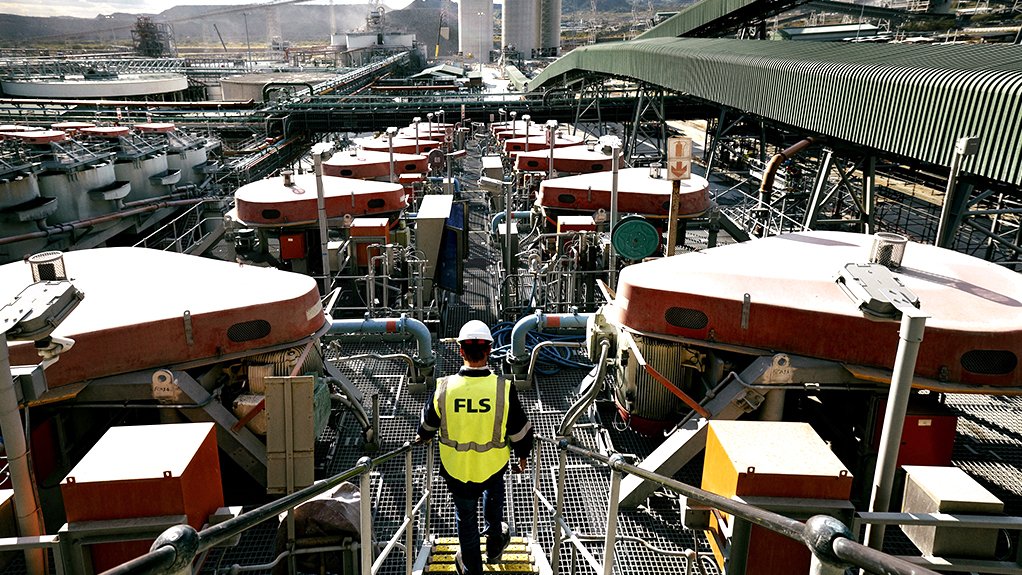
[503,0,540,57]
[1,74,188,99]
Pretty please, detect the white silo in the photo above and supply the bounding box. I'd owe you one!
[459,0,494,64]
[503,0,541,59]
[540,0,561,56]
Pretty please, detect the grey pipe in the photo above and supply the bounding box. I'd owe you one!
[509,310,593,363]
[327,315,435,366]
[865,312,927,549]
[0,337,46,574]
[490,211,533,235]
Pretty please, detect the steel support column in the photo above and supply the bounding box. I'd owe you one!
[805,148,836,230]
[863,155,876,234]
[625,84,667,165]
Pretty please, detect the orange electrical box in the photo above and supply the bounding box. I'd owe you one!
[61,423,224,573]
[279,232,306,260]
[349,217,391,267]
[701,421,852,575]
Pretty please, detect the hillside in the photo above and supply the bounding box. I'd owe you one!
[0,0,689,53]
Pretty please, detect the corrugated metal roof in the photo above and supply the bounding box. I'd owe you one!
[637,0,797,39]
[530,38,1022,185]
[779,23,880,37]
[409,64,465,78]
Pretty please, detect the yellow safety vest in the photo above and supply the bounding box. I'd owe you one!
[434,372,511,483]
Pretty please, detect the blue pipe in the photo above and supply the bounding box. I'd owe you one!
[328,314,435,366]
[427,176,461,195]
[490,211,533,235]
[509,311,593,363]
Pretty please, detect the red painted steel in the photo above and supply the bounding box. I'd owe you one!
[355,136,441,154]
[322,149,427,180]
[538,168,710,218]
[516,145,614,174]
[872,400,958,467]
[0,130,67,144]
[134,122,176,133]
[503,133,583,153]
[61,423,224,572]
[279,232,307,260]
[0,247,325,388]
[607,231,1022,390]
[234,173,407,226]
[79,126,131,138]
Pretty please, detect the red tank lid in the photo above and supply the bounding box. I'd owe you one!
[323,149,427,179]
[538,167,710,218]
[0,130,67,144]
[80,126,132,138]
[0,125,42,133]
[135,122,176,133]
[355,136,441,154]
[51,122,97,131]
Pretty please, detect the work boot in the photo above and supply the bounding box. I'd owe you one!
[486,522,511,563]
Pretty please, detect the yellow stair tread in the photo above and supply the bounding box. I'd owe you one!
[425,563,537,573]
[431,553,532,564]
[433,544,529,554]
[435,536,528,545]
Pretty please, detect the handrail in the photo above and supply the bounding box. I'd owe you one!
[100,443,418,575]
[536,435,941,575]
[131,198,223,251]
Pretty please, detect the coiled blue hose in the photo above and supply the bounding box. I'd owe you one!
[489,321,593,375]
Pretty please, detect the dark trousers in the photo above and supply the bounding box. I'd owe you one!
[449,472,505,575]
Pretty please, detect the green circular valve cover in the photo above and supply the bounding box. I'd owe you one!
[611,216,659,260]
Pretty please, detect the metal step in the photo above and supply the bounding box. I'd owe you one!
[417,536,543,575]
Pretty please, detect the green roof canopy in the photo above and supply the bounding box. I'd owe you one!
[530,38,1022,185]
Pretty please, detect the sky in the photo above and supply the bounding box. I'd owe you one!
[0,0,416,19]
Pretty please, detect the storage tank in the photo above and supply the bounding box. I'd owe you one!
[503,0,541,58]
[458,0,493,63]
[0,157,52,263]
[0,130,128,225]
[79,126,173,203]
[541,0,561,56]
[136,123,210,186]
[0,73,187,99]
[39,161,124,225]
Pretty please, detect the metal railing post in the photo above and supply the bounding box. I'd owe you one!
[359,456,373,575]
[531,445,542,542]
[424,443,434,542]
[602,455,623,575]
[550,446,568,574]
[405,448,413,575]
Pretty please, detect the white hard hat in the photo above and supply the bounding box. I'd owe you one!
[457,320,493,343]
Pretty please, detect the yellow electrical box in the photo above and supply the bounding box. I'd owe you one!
[701,421,852,575]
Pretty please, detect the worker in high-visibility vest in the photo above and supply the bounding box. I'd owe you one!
[415,320,533,575]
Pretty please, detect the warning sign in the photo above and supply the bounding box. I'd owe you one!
[667,136,693,181]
